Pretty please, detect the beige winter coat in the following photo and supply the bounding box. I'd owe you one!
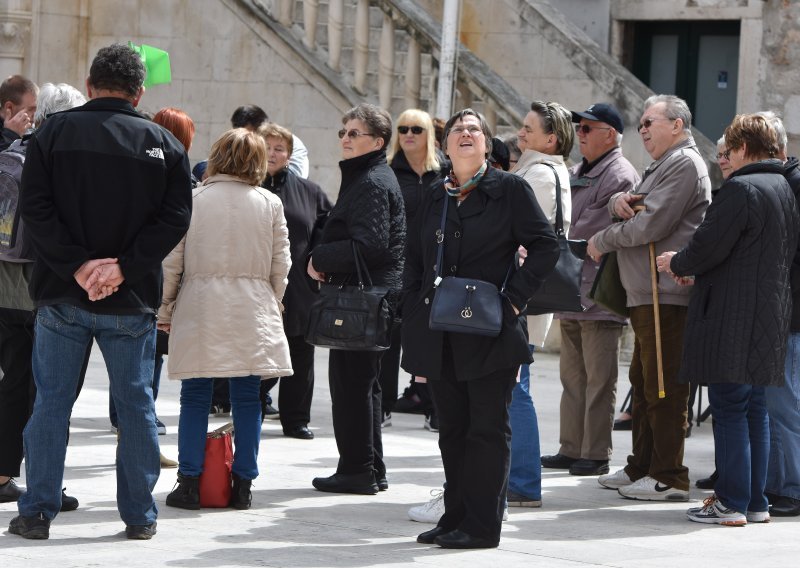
[158,174,293,380]
[511,150,571,347]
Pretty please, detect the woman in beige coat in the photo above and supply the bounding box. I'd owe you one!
[158,128,292,511]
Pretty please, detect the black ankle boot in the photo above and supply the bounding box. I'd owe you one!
[230,474,252,510]
[166,473,200,510]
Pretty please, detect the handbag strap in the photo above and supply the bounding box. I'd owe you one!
[350,240,373,287]
[433,193,514,292]
[540,162,565,237]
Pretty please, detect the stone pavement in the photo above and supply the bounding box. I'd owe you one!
[1,346,796,567]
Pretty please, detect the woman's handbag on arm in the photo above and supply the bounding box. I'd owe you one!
[526,163,587,316]
[428,195,505,337]
[305,241,393,351]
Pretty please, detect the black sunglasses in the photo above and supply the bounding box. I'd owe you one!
[575,124,612,135]
[398,125,425,135]
[637,117,673,132]
[338,128,374,140]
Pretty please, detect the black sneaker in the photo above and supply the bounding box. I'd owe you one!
[0,478,23,502]
[424,412,439,433]
[9,513,50,540]
[393,391,426,414]
[541,453,579,469]
[61,488,79,512]
[126,522,157,540]
[156,418,167,435]
[262,403,280,420]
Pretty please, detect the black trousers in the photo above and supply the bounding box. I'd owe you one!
[377,323,402,412]
[430,340,516,542]
[262,335,316,429]
[0,307,89,477]
[328,348,385,477]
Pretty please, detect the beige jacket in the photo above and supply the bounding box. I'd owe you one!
[158,174,293,380]
[512,150,571,347]
[593,137,711,307]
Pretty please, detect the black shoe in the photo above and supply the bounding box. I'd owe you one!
[766,491,780,505]
[312,472,378,495]
[695,470,718,490]
[569,459,610,476]
[434,528,498,549]
[262,403,280,420]
[9,513,50,540]
[393,391,427,414]
[424,412,439,433]
[0,478,23,502]
[60,488,79,512]
[507,490,542,507]
[417,525,450,544]
[381,412,392,427]
[376,475,388,491]
[230,474,252,510]
[541,453,579,469]
[210,404,231,417]
[613,418,632,431]
[283,425,314,440]
[126,522,157,540]
[770,496,800,517]
[166,473,201,510]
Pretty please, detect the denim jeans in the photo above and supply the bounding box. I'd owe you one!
[708,382,769,514]
[109,354,162,428]
[19,304,159,525]
[765,332,800,500]
[508,345,541,500]
[178,376,262,480]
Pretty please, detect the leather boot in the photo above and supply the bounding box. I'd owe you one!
[166,473,200,510]
[230,474,252,510]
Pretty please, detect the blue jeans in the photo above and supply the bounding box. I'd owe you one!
[19,305,159,525]
[765,333,800,500]
[109,354,162,428]
[508,345,541,500]
[708,382,769,514]
[178,376,262,480]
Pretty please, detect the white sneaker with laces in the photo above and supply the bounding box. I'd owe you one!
[618,475,689,501]
[408,489,444,523]
[598,468,633,489]
[746,510,770,523]
[687,495,747,526]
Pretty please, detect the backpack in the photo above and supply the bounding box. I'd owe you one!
[0,140,30,262]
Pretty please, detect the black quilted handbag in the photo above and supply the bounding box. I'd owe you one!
[305,241,392,351]
[526,163,587,316]
[428,195,505,337]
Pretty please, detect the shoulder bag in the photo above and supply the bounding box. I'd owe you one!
[428,195,505,337]
[305,241,393,351]
[526,163,587,315]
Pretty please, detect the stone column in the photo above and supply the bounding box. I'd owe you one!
[404,36,421,109]
[378,13,395,111]
[303,0,319,50]
[353,0,369,94]
[327,0,344,71]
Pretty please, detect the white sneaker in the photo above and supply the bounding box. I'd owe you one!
[618,475,690,501]
[598,468,633,489]
[408,488,509,523]
[746,510,770,523]
[687,495,747,526]
[408,489,444,523]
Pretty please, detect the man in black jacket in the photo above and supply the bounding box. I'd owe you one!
[9,44,192,541]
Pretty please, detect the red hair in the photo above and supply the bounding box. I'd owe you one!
[153,107,195,151]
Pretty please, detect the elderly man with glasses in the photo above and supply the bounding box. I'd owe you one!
[541,103,639,477]
[586,94,711,502]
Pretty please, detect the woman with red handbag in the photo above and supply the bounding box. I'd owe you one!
[158,128,292,510]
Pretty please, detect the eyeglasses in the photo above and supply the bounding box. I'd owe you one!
[398,125,425,135]
[637,117,673,132]
[575,124,612,135]
[449,125,484,136]
[717,149,732,160]
[338,128,375,140]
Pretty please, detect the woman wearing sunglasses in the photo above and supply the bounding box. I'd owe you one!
[507,100,574,508]
[307,103,406,495]
[378,109,447,429]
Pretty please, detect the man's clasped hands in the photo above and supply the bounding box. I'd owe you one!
[73,258,125,301]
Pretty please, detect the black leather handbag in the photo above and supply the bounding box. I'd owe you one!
[428,196,505,337]
[526,163,587,316]
[305,241,393,351]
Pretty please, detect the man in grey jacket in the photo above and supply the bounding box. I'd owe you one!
[541,103,639,477]
[587,95,711,501]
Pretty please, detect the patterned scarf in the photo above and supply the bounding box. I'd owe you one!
[444,161,488,199]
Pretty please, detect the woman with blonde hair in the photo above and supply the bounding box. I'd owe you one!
[160,128,292,511]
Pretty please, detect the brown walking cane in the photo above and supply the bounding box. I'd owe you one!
[633,205,665,399]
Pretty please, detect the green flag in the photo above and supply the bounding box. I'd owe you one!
[129,42,171,88]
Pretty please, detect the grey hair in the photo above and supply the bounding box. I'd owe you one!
[644,94,692,133]
[615,132,623,146]
[33,83,86,126]
[717,135,726,147]
[756,110,788,152]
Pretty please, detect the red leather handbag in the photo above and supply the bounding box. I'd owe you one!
[199,422,233,507]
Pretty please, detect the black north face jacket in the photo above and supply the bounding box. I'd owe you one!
[20,97,192,314]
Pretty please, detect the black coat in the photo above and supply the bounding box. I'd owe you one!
[263,169,332,337]
[671,160,799,386]
[389,149,445,225]
[784,157,800,331]
[311,150,406,297]
[400,165,559,381]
